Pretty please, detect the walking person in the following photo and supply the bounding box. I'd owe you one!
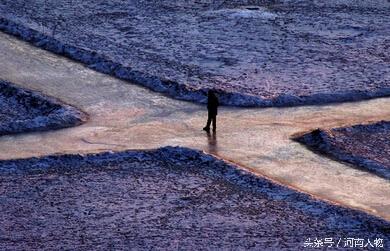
[203,90,219,133]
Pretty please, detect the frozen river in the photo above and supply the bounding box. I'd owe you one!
[1,32,389,222]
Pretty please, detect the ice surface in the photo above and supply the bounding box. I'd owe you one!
[295,121,390,179]
[0,0,389,106]
[0,80,86,135]
[1,147,389,249]
[1,31,390,221]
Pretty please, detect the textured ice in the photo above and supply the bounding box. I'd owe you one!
[0,0,389,106]
[295,121,390,180]
[0,146,389,249]
[0,79,86,135]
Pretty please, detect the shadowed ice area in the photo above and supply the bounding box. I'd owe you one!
[1,147,389,250]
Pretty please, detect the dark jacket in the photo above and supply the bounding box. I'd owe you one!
[207,94,219,116]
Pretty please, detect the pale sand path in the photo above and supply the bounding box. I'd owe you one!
[1,32,389,220]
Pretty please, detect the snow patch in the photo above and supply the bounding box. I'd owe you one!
[0,79,87,135]
[1,145,389,234]
[205,6,278,20]
[295,121,390,180]
[0,1,389,107]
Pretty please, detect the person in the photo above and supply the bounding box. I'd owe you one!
[203,90,219,132]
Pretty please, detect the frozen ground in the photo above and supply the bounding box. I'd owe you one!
[1,31,390,222]
[1,0,389,106]
[295,121,390,180]
[0,79,86,136]
[0,147,389,250]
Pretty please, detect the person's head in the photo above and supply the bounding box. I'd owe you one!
[208,89,216,98]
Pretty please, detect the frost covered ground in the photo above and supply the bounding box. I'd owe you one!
[295,121,390,180]
[0,79,86,136]
[0,147,389,250]
[1,0,389,106]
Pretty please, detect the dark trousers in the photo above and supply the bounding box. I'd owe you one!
[205,113,217,131]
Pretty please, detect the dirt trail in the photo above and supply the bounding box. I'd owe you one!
[1,32,389,221]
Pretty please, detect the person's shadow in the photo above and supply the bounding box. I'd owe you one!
[206,131,218,154]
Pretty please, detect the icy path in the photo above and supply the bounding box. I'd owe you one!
[1,32,390,221]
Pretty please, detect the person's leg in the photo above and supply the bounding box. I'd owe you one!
[212,115,216,132]
[203,113,212,131]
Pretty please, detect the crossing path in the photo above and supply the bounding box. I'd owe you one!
[1,32,389,221]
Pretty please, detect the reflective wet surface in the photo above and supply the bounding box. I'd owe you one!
[1,32,390,220]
